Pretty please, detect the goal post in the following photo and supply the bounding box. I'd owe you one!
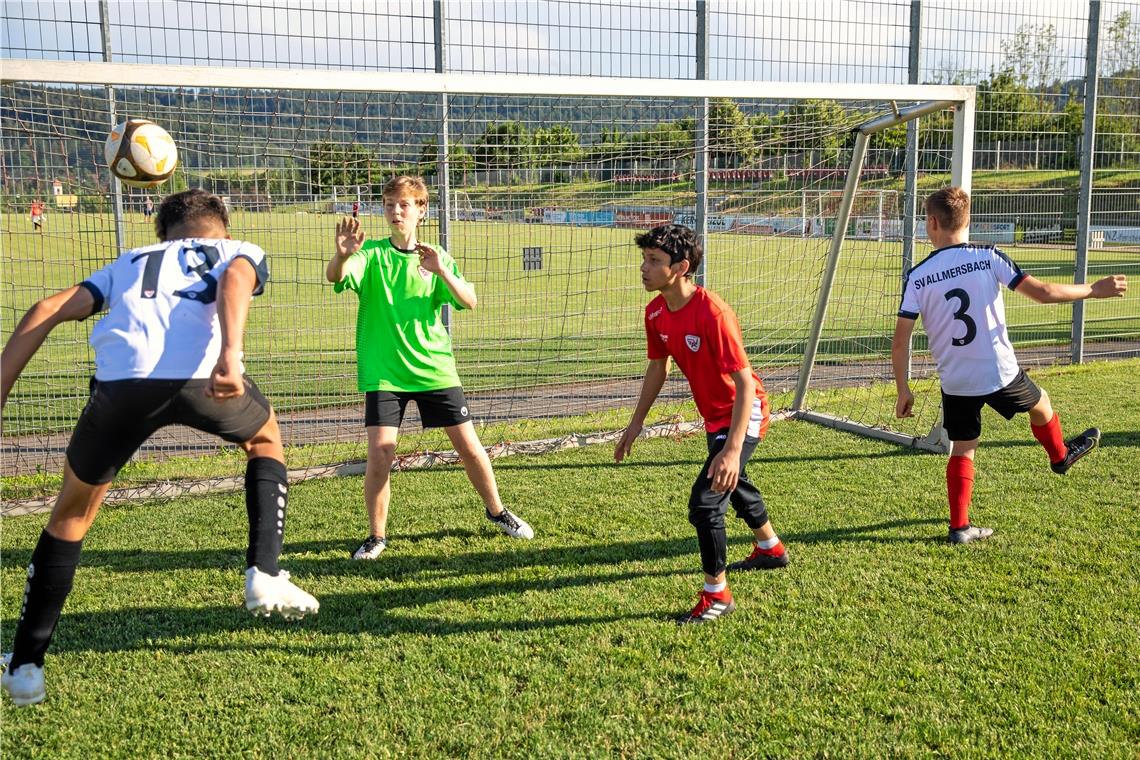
[0,59,975,508]
[792,99,974,453]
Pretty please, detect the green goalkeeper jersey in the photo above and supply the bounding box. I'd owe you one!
[333,237,467,392]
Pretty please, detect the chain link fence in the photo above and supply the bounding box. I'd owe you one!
[2,1,1136,507]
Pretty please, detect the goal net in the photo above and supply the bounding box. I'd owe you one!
[0,62,973,510]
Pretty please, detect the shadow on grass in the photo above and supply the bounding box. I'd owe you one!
[781,517,945,545]
[8,534,699,578]
[35,563,686,655]
[3,518,952,655]
[983,429,1139,450]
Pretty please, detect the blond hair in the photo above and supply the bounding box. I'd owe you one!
[382,175,429,208]
[926,187,970,232]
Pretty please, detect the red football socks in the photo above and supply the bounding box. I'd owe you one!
[946,455,975,530]
[1031,412,1067,464]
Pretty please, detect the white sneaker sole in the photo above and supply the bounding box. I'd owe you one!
[4,686,46,706]
[246,601,317,621]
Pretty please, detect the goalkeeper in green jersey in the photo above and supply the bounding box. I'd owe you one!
[326,175,535,560]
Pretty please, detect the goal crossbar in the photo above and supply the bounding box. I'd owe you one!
[0,59,975,105]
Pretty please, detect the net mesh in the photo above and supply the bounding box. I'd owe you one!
[1,78,959,509]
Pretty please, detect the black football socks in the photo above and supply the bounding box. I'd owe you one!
[10,530,83,669]
[245,457,288,576]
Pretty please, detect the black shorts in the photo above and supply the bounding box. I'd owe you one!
[67,377,272,485]
[364,387,471,429]
[687,429,769,529]
[941,369,1043,441]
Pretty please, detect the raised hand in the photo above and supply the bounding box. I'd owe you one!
[335,216,364,259]
[416,243,443,274]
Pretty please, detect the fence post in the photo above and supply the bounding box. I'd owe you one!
[693,0,709,287]
[902,1,922,377]
[434,0,452,333]
[99,0,126,254]
[1073,0,1101,364]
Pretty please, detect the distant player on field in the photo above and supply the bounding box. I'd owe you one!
[893,187,1128,544]
[327,175,534,560]
[0,189,318,707]
[29,199,44,233]
[616,224,788,625]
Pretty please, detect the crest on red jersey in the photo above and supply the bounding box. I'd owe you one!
[685,334,700,352]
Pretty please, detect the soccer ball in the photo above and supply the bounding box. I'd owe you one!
[105,119,178,188]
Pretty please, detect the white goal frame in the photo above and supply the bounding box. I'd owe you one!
[1,59,974,509]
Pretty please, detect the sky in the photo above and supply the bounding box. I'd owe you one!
[0,0,1118,86]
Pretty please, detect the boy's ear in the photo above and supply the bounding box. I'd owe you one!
[672,258,691,277]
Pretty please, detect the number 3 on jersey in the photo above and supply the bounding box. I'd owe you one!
[944,287,977,347]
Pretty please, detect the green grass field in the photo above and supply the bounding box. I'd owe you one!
[2,360,1137,757]
[4,210,1138,439]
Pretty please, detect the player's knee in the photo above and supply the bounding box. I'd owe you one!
[736,505,769,529]
[241,413,282,457]
[368,441,397,469]
[688,503,725,530]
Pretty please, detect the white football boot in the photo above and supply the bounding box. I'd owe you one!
[244,568,319,620]
[2,653,46,707]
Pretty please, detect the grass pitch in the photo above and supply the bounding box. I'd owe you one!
[2,359,1137,757]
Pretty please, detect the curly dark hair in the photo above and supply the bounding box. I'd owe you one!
[634,224,702,277]
[155,189,230,240]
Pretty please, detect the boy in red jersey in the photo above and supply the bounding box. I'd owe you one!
[30,199,44,232]
[616,224,788,625]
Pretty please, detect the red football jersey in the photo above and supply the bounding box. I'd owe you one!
[644,287,768,436]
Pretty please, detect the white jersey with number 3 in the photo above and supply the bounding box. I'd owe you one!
[80,238,269,381]
[898,243,1026,396]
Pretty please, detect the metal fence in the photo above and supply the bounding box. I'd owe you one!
[4,0,1136,363]
[0,1,1136,507]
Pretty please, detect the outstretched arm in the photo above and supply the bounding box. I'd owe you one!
[892,317,916,418]
[2,286,96,408]
[207,257,257,400]
[615,357,670,462]
[1014,273,1127,304]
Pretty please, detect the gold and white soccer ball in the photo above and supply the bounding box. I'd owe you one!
[104,118,178,188]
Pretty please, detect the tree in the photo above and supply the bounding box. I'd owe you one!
[1103,10,1139,79]
[307,141,375,196]
[777,99,848,167]
[473,121,532,184]
[977,70,1039,139]
[708,99,756,168]
[532,125,582,179]
[1004,22,1064,93]
[586,127,630,178]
